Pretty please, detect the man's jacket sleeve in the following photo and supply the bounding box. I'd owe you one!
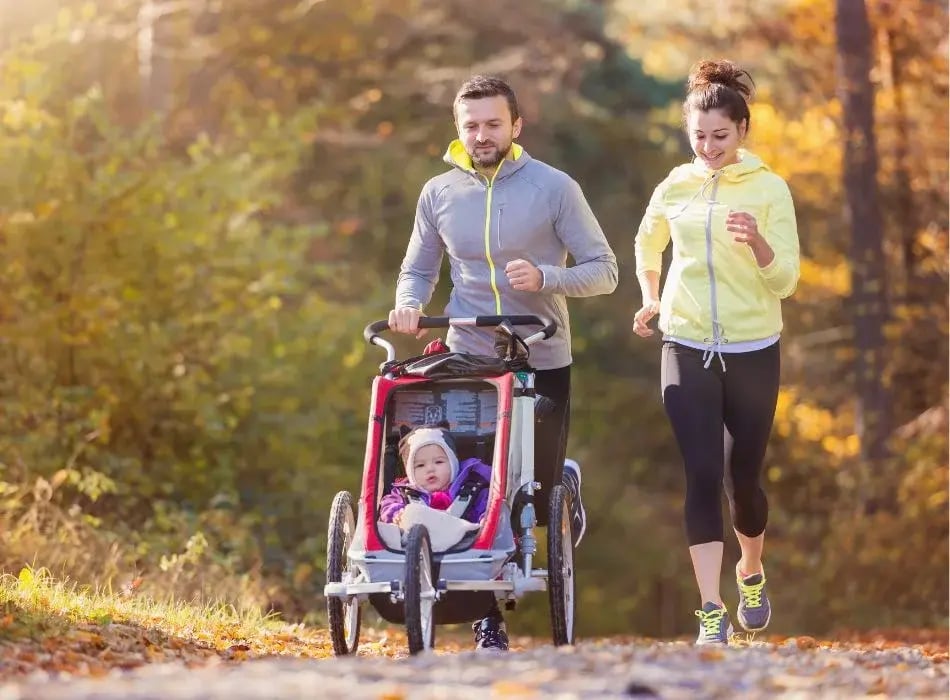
[539,178,618,297]
[395,184,443,310]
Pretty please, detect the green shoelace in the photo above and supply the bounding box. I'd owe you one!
[695,606,727,638]
[738,576,766,608]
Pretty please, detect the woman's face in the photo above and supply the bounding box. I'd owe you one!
[688,108,746,170]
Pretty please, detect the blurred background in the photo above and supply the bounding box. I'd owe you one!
[0,0,945,638]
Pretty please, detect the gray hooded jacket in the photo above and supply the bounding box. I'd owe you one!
[395,140,618,370]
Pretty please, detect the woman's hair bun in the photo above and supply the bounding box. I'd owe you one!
[688,59,755,101]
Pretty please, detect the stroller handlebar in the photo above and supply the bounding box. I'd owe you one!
[363,315,557,349]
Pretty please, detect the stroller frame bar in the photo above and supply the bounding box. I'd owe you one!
[325,567,549,599]
[364,315,555,363]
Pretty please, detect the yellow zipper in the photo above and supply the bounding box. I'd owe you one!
[482,161,504,314]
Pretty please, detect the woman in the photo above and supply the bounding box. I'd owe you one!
[633,59,800,645]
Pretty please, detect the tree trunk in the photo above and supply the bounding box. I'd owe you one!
[834,0,891,500]
[878,2,948,423]
[138,0,177,115]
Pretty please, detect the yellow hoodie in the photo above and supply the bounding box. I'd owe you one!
[635,150,799,348]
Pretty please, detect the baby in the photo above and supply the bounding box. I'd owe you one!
[379,425,492,527]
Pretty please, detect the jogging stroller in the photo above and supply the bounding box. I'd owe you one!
[323,315,576,654]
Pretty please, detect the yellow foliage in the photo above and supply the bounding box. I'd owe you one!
[798,257,851,297]
[342,341,365,370]
[2,100,30,130]
[775,388,860,464]
[791,402,835,442]
[749,102,841,188]
[820,434,860,459]
[774,388,794,437]
[785,0,835,44]
[773,387,834,440]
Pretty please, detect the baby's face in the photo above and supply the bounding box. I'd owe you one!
[412,444,452,492]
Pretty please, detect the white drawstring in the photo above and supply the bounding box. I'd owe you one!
[702,321,729,372]
[669,171,723,221]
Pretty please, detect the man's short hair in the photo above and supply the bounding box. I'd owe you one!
[453,75,520,122]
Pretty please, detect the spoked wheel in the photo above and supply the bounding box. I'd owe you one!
[547,484,576,646]
[327,490,361,655]
[404,524,436,654]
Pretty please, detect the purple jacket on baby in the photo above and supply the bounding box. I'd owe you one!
[379,458,492,524]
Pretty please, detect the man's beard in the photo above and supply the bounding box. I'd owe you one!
[470,140,511,168]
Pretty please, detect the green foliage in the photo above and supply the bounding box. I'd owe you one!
[0,9,375,608]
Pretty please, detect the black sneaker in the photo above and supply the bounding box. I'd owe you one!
[472,614,509,652]
[562,459,586,547]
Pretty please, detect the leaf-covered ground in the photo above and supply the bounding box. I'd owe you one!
[0,570,946,698]
[0,630,947,699]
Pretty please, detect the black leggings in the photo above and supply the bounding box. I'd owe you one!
[533,365,571,527]
[661,341,780,546]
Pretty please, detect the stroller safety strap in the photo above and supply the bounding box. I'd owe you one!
[446,492,473,518]
[446,479,484,518]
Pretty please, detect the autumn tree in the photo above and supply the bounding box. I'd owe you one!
[835,0,892,497]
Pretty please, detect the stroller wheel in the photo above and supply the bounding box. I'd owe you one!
[404,524,436,654]
[547,484,576,646]
[327,490,361,655]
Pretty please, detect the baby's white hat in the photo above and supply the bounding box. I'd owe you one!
[400,426,460,487]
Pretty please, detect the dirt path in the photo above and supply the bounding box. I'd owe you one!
[1,637,946,699]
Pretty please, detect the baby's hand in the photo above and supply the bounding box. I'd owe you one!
[392,510,404,527]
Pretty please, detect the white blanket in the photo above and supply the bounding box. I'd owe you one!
[377,502,481,553]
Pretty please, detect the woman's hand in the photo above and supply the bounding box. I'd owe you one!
[632,299,661,338]
[727,211,775,267]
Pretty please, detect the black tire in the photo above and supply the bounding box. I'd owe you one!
[404,524,436,654]
[327,490,361,655]
[547,484,576,646]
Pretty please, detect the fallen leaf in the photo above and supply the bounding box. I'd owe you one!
[795,636,818,650]
[225,644,250,661]
[71,631,105,646]
[378,691,405,700]
[490,681,539,697]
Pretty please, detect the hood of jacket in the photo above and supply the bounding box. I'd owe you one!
[682,148,770,184]
[443,139,531,182]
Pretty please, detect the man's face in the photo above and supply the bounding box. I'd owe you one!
[455,95,523,169]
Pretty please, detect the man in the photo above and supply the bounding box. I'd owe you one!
[389,75,617,651]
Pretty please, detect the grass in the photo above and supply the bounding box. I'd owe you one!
[0,565,533,679]
[0,565,394,677]
[0,566,283,643]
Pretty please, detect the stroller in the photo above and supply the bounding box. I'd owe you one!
[323,315,576,655]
